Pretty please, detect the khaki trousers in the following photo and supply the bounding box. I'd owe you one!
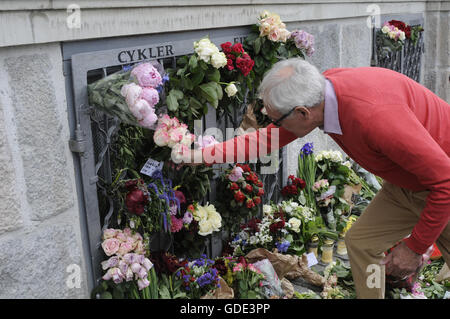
[345,181,450,299]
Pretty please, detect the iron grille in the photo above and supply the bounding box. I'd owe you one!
[67,29,287,287]
[373,25,424,82]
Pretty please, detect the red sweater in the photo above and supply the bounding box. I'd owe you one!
[202,67,450,254]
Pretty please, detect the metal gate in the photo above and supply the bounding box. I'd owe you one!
[371,15,425,82]
[63,27,286,291]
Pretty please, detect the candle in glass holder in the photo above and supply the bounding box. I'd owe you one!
[336,234,347,256]
[308,235,319,258]
[321,239,335,264]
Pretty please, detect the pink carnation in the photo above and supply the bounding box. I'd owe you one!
[170,215,184,233]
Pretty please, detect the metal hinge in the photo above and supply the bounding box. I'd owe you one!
[69,123,87,154]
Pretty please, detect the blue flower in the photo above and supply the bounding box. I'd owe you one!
[276,240,291,253]
[300,142,314,156]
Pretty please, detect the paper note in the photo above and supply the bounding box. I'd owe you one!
[306,252,318,268]
[140,158,164,177]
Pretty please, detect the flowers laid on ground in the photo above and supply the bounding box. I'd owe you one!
[88,61,167,129]
[216,164,265,233]
[281,174,306,199]
[175,254,221,298]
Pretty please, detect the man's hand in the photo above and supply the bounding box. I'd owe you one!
[380,241,423,279]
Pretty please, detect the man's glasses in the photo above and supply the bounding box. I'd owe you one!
[271,107,297,127]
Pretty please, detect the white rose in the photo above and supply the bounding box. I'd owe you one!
[399,31,406,41]
[225,83,238,97]
[210,52,227,69]
[193,205,208,221]
[198,219,213,236]
[263,204,273,215]
[283,204,293,213]
[381,25,390,34]
[288,217,301,233]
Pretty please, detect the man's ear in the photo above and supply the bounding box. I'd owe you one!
[296,106,310,118]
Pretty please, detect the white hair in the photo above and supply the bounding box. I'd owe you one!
[258,58,325,114]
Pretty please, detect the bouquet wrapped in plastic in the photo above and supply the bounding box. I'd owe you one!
[87,61,168,129]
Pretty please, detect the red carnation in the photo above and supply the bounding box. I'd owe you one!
[238,164,251,173]
[389,20,407,31]
[231,42,244,54]
[221,42,232,54]
[230,182,239,190]
[245,184,253,193]
[253,196,261,205]
[226,58,234,70]
[234,190,245,203]
[256,181,263,187]
[246,199,255,209]
[257,188,265,196]
[227,53,235,61]
[293,177,306,189]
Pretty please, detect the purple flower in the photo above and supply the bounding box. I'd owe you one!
[183,211,193,224]
[300,142,314,156]
[276,240,290,253]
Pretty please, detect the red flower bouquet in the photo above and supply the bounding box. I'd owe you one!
[216,164,265,233]
[221,42,255,77]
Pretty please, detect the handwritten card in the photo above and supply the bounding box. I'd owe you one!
[140,158,164,177]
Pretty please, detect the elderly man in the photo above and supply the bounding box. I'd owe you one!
[187,58,450,298]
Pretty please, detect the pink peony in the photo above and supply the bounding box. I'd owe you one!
[171,143,190,163]
[154,128,170,147]
[121,83,142,107]
[195,135,219,149]
[101,238,121,256]
[140,87,160,107]
[228,166,244,182]
[131,63,162,87]
[139,112,158,128]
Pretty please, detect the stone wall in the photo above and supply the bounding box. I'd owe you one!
[0,43,88,298]
[0,0,448,298]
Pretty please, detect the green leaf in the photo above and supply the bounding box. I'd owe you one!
[254,37,262,55]
[170,89,184,100]
[191,70,205,86]
[214,82,223,100]
[181,77,193,91]
[166,93,179,111]
[189,54,198,70]
[199,82,218,103]
[100,291,113,299]
[207,68,220,83]
[189,97,203,110]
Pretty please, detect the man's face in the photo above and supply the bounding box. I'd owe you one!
[264,103,317,138]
